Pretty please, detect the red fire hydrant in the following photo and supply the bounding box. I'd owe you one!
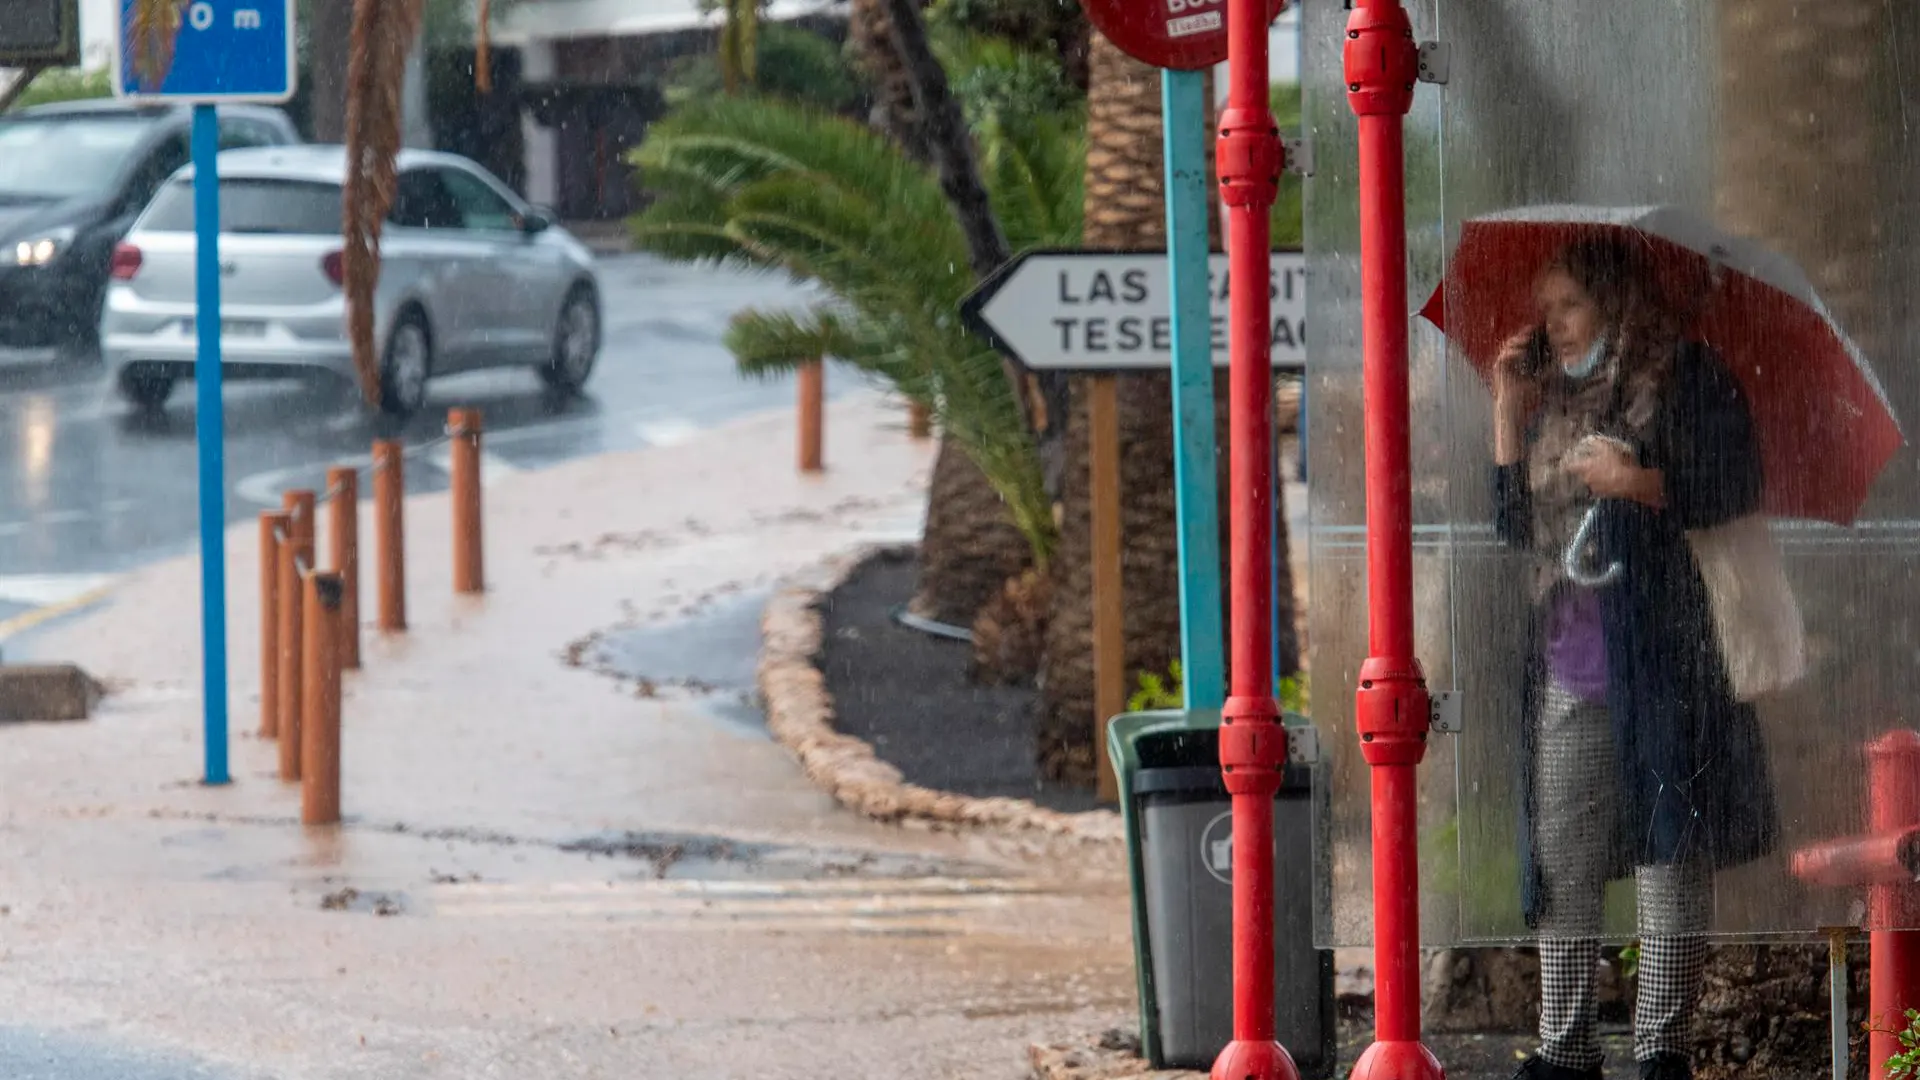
[1788,730,1920,1080]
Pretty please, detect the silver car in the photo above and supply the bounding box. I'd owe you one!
[100,145,602,415]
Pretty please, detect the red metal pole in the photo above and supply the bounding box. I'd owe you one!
[1214,0,1296,1074]
[1345,2,1443,1079]
[1870,731,1920,1080]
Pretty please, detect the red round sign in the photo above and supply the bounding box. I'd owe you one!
[1081,0,1289,71]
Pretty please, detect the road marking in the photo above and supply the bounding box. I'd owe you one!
[0,577,117,639]
[634,419,702,447]
[428,876,1042,935]
[427,449,521,488]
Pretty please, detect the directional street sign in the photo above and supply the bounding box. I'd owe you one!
[114,0,297,102]
[960,248,1308,374]
[0,0,79,66]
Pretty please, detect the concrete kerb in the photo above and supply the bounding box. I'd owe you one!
[758,541,1126,845]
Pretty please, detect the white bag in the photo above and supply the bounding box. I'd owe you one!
[1686,514,1806,702]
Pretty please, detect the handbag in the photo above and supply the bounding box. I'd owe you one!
[1685,514,1806,702]
[1565,503,1806,702]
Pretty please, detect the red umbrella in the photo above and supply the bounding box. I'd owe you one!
[1420,204,1904,526]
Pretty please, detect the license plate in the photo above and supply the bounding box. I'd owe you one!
[180,318,267,338]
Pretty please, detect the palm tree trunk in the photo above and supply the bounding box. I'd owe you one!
[849,0,933,163]
[912,433,1033,627]
[308,0,353,141]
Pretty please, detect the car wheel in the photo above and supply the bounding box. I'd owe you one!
[379,310,433,418]
[117,364,176,411]
[540,287,599,394]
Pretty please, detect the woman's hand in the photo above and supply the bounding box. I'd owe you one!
[1568,438,1667,508]
[1492,330,1541,465]
[1493,330,1543,418]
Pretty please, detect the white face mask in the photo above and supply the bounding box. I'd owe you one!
[1562,333,1609,380]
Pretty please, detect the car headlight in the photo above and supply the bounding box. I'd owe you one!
[14,227,75,268]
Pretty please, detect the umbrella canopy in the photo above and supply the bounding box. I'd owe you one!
[1420,204,1904,526]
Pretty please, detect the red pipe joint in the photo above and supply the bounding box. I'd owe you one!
[1355,656,1430,767]
[1343,1,1418,117]
[1216,108,1283,209]
[1221,693,1287,797]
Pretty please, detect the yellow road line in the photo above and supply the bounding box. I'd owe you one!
[0,583,115,640]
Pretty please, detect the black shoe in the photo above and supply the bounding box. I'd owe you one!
[1639,1053,1691,1080]
[1512,1055,1603,1080]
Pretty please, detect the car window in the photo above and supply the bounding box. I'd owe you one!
[0,114,160,200]
[124,134,192,214]
[390,168,464,231]
[139,177,344,235]
[218,118,278,150]
[437,167,519,231]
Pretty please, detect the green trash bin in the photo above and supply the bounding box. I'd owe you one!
[1107,708,1334,1076]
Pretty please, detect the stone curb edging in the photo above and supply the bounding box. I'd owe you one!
[757,542,1126,844]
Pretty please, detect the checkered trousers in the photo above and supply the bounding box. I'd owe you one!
[1533,681,1711,1070]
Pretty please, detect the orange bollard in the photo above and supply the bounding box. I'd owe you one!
[372,439,406,631]
[301,572,344,825]
[449,408,484,594]
[908,400,932,439]
[258,510,288,738]
[327,466,361,669]
[798,361,824,472]
[278,489,314,782]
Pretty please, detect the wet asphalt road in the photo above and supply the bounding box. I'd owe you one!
[0,252,840,625]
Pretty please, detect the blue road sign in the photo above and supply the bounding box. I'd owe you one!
[113,0,297,102]
[111,0,298,784]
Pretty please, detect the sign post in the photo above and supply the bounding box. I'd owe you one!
[1161,70,1226,714]
[116,0,298,787]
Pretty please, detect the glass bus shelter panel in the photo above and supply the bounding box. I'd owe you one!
[1302,0,1465,950]
[1432,0,1920,941]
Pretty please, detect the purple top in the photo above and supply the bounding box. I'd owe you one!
[1544,585,1608,702]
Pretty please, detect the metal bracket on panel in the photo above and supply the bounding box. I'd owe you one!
[1287,723,1321,765]
[1281,133,1312,178]
[1417,41,1452,85]
[1429,690,1463,734]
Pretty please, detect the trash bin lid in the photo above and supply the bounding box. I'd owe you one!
[1131,765,1229,798]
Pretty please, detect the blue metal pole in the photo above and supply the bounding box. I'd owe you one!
[192,104,229,786]
[1162,70,1226,713]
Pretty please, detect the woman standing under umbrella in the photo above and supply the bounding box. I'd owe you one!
[1491,235,1780,1080]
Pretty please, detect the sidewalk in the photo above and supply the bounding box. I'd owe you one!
[0,391,1135,1079]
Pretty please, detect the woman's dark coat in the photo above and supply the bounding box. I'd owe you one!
[1493,342,1782,929]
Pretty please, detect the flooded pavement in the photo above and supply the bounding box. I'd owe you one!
[0,396,1133,1078]
[0,1029,243,1080]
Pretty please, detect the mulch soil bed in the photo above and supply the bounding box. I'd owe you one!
[817,547,1102,815]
